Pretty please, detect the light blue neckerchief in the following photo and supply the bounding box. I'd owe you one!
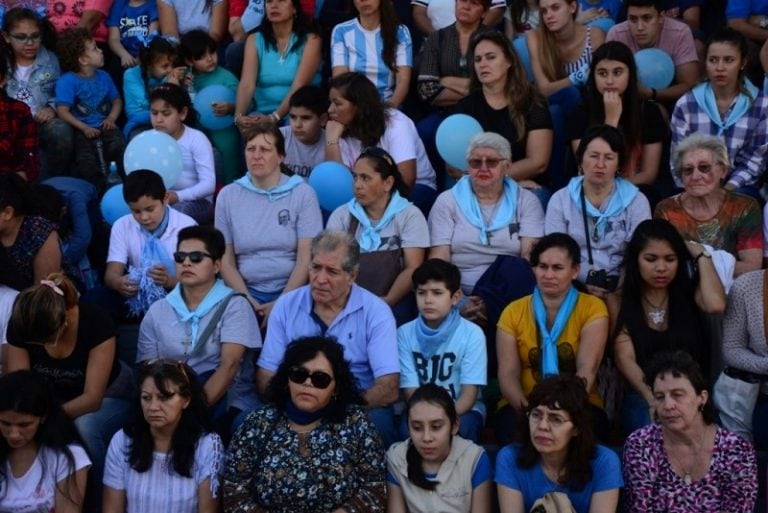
[138,206,175,276]
[126,206,175,316]
[567,176,638,241]
[347,191,411,252]
[414,306,462,359]
[691,79,758,136]
[165,279,234,353]
[532,286,578,377]
[235,173,303,202]
[451,175,519,245]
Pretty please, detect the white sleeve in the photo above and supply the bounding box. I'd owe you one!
[103,432,127,490]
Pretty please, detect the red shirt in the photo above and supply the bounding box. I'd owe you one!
[0,93,40,181]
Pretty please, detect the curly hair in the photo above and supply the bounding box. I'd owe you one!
[643,350,715,424]
[55,27,91,72]
[266,337,365,423]
[328,72,388,147]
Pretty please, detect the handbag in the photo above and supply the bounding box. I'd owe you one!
[529,492,577,513]
[347,216,402,297]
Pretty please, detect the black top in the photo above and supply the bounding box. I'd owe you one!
[566,99,667,145]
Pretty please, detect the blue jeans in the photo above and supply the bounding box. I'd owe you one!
[620,390,652,436]
[74,397,132,483]
[368,405,399,448]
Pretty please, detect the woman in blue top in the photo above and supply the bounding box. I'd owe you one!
[495,374,622,513]
[234,0,321,129]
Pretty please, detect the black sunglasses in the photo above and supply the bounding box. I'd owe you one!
[288,366,334,389]
[173,251,213,264]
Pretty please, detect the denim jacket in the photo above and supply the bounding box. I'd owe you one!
[4,47,60,114]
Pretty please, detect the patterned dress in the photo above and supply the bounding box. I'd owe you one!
[622,423,757,512]
[3,215,57,290]
[224,405,386,513]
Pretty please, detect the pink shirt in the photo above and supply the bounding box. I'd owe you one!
[47,0,113,43]
[606,16,698,66]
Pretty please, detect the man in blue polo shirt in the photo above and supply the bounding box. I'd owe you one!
[727,0,768,43]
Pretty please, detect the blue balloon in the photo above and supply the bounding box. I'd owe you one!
[588,17,615,32]
[512,36,533,82]
[634,48,675,90]
[100,185,131,225]
[123,129,183,188]
[194,85,236,130]
[308,161,354,211]
[436,114,483,170]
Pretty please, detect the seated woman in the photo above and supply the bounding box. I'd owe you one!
[567,41,666,192]
[495,233,609,445]
[655,133,763,277]
[495,375,622,513]
[137,225,261,429]
[456,30,553,201]
[327,147,428,325]
[224,336,386,512]
[671,27,768,199]
[613,219,726,434]
[325,72,437,213]
[545,124,651,298]
[386,383,492,513]
[428,132,544,326]
[234,0,321,127]
[5,273,133,497]
[158,0,227,43]
[215,122,323,325]
[103,359,223,513]
[0,371,91,513]
[623,350,757,512]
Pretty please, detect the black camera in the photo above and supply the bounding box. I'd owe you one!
[585,269,618,292]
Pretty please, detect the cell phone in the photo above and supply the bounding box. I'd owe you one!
[585,269,618,292]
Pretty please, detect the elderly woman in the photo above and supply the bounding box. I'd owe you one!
[655,133,763,277]
[545,124,651,297]
[496,233,609,444]
[327,147,428,325]
[428,131,544,325]
[214,122,323,325]
[495,375,622,513]
[623,350,757,512]
[224,336,386,512]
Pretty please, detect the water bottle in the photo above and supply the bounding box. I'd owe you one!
[106,161,122,186]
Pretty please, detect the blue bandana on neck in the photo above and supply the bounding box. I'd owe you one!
[414,306,462,359]
[165,279,234,354]
[532,285,578,377]
[347,191,411,252]
[126,206,175,316]
[235,173,303,202]
[451,175,519,245]
[284,399,330,425]
[692,79,758,136]
[567,176,638,241]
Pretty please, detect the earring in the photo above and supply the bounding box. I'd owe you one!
[698,404,704,412]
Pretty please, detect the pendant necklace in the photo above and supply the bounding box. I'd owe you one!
[642,294,668,326]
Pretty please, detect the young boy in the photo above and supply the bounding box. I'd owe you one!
[55,28,126,191]
[106,0,160,68]
[280,86,328,179]
[0,56,40,181]
[397,258,488,442]
[104,170,196,315]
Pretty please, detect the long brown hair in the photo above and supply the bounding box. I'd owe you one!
[536,0,579,80]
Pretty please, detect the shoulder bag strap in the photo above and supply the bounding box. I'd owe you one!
[580,184,594,266]
[190,293,247,356]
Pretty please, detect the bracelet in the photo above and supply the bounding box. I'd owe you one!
[270,111,280,122]
[326,139,339,146]
[234,113,243,126]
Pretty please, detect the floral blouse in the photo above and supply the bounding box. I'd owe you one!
[622,423,757,512]
[224,405,386,513]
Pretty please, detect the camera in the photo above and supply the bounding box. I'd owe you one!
[585,269,618,292]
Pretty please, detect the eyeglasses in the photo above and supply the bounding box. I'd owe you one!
[173,251,213,264]
[9,33,42,44]
[288,366,334,389]
[527,409,572,428]
[680,163,714,177]
[468,157,506,169]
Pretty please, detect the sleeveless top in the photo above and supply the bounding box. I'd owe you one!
[564,26,593,75]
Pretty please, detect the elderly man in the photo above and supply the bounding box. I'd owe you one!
[257,230,400,445]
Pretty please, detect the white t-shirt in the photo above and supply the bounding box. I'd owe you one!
[158,0,224,33]
[172,126,216,203]
[107,208,197,268]
[0,444,91,513]
[280,126,326,179]
[411,0,506,31]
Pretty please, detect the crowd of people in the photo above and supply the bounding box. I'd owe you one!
[0,0,767,510]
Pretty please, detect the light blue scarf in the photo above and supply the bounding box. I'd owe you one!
[126,207,174,316]
[692,79,758,136]
[451,175,519,245]
[236,173,303,202]
[347,191,411,252]
[165,279,234,353]
[414,306,462,359]
[567,176,638,241]
[532,286,578,377]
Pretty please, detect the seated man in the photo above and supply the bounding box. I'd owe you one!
[607,0,699,106]
[726,0,768,44]
[257,230,400,446]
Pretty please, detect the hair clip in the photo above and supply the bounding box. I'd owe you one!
[40,279,64,296]
[34,5,46,20]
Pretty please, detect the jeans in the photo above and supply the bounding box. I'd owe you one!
[620,390,652,436]
[38,118,75,178]
[73,128,126,193]
[367,405,399,448]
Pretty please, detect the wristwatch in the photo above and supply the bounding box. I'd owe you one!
[695,249,712,263]
[760,16,768,28]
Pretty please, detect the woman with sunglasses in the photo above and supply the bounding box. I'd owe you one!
[137,225,261,431]
[103,359,223,513]
[495,375,621,513]
[224,336,386,512]
[429,131,544,327]
[326,147,428,325]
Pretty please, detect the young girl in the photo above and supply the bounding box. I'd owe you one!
[386,384,492,513]
[0,370,91,512]
[149,83,216,224]
[123,37,182,138]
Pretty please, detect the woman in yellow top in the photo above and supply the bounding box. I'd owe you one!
[496,232,608,444]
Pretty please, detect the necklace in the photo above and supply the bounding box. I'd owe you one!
[665,431,706,486]
[642,295,668,326]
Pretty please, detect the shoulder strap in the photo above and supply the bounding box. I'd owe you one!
[348,214,360,236]
[580,184,594,266]
[190,293,247,356]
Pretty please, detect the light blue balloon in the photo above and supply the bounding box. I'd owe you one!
[436,114,483,170]
[123,129,183,188]
[588,17,615,32]
[634,48,675,90]
[194,84,236,130]
[100,185,130,225]
[308,161,354,211]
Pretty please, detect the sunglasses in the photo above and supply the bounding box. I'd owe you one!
[680,163,714,177]
[288,366,334,389]
[173,251,213,264]
[468,157,506,169]
[140,358,191,385]
[9,33,42,44]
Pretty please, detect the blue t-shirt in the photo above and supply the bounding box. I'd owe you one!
[55,70,120,128]
[495,444,623,513]
[106,0,159,56]
[578,0,622,19]
[387,450,493,488]
[725,0,768,18]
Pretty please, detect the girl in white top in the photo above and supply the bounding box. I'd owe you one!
[0,370,91,513]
